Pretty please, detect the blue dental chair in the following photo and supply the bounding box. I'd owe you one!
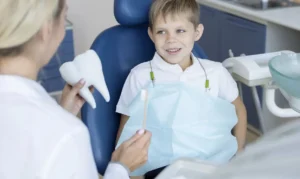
[81,0,207,176]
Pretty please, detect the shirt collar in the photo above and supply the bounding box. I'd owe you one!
[0,75,56,105]
[151,52,199,73]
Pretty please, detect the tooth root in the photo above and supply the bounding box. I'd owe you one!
[80,87,96,109]
[93,75,110,102]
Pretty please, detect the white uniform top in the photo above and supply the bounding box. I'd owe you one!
[117,53,238,116]
[0,75,129,179]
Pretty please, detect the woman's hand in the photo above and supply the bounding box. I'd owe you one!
[60,79,87,116]
[111,130,152,172]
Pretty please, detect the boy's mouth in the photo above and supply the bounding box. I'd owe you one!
[166,48,181,55]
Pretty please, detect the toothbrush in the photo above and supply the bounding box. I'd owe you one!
[139,89,148,134]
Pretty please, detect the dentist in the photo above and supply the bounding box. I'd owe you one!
[0,0,151,179]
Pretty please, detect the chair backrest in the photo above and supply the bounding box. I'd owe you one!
[81,0,207,175]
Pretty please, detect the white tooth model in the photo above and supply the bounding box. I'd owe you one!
[59,50,110,109]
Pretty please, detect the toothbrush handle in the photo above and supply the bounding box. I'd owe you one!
[143,93,148,129]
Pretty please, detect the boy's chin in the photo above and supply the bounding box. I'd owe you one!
[164,57,185,65]
[158,51,190,63]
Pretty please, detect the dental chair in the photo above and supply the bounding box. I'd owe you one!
[81,0,207,176]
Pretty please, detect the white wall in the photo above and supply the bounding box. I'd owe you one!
[67,0,118,55]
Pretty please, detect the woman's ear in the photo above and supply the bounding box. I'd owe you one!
[37,20,54,44]
[148,27,154,42]
[194,24,204,41]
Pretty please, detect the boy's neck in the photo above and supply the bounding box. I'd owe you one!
[179,55,193,71]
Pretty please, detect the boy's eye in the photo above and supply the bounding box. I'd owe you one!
[157,30,166,35]
[177,29,186,33]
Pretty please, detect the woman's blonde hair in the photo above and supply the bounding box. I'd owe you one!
[149,0,200,30]
[0,0,65,56]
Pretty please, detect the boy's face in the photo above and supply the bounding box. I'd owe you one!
[148,13,203,69]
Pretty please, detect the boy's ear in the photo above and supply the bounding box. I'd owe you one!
[194,24,204,41]
[148,27,154,42]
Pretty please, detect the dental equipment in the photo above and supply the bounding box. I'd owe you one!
[59,50,110,109]
[223,51,300,132]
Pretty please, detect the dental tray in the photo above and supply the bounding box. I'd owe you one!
[222,50,295,86]
[156,158,217,179]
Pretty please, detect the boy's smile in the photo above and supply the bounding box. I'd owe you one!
[149,13,203,70]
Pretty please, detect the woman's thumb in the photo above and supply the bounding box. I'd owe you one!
[70,79,85,96]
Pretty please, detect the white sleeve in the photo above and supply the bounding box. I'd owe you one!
[116,70,142,116]
[103,163,130,179]
[41,127,99,179]
[218,66,239,102]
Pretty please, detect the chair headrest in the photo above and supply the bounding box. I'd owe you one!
[114,0,153,26]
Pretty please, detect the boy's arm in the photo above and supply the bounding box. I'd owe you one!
[231,96,247,152]
[116,115,130,144]
[217,65,247,152]
[115,69,143,145]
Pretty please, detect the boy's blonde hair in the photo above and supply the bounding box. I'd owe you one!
[149,0,200,30]
[0,0,65,56]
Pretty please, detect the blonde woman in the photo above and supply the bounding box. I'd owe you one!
[0,0,151,179]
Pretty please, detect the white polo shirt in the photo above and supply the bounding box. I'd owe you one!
[116,53,238,116]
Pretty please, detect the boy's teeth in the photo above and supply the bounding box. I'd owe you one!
[167,48,180,52]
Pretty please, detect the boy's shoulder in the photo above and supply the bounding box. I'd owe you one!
[130,61,152,75]
[195,58,234,79]
[197,58,225,71]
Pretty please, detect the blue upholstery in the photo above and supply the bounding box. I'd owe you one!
[81,0,207,175]
[114,0,152,25]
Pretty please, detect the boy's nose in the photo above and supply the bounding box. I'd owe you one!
[166,33,176,43]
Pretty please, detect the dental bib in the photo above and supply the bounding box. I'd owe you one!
[117,82,238,176]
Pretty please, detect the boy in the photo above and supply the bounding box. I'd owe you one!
[116,0,247,176]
